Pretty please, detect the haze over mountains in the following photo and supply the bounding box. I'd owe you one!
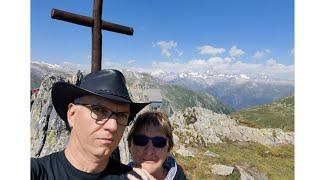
[31,61,294,110]
[151,70,294,110]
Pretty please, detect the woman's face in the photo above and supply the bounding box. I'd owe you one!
[129,125,169,174]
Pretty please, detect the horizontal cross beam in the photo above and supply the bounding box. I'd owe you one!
[51,8,134,35]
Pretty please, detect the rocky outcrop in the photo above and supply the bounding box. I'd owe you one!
[170,107,294,147]
[30,73,70,157]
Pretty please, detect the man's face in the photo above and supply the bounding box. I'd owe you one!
[67,95,130,158]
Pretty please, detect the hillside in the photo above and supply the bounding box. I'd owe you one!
[230,96,294,131]
[122,70,234,115]
[160,84,233,115]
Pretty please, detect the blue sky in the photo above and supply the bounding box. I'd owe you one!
[31,0,294,79]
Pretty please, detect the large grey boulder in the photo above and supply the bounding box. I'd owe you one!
[170,107,294,147]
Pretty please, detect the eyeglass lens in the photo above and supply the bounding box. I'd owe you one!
[75,103,129,126]
[132,134,167,148]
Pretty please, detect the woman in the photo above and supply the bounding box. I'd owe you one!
[127,111,187,180]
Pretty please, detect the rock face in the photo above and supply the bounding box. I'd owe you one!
[170,107,294,147]
[30,73,71,157]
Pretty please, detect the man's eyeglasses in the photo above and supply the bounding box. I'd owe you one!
[74,103,131,126]
[132,134,167,148]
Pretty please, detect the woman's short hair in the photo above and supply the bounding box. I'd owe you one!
[127,111,174,152]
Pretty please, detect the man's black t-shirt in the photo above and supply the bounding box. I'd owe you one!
[31,150,132,180]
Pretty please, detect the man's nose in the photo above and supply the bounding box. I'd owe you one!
[102,114,118,132]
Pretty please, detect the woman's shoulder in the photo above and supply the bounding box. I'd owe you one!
[165,156,187,180]
[174,164,187,180]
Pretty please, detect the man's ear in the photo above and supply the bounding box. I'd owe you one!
[67,103,76,129]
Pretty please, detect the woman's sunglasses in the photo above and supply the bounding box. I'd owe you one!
[132,134,167,148]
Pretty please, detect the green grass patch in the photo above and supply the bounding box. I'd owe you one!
[174,142,294,180]
[231,96,294,131]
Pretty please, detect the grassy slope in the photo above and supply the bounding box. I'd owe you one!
[230,96,294,131]
[174,142,294,180]
[160,84,233,115]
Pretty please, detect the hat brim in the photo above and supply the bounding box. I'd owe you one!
[52,82,149,128]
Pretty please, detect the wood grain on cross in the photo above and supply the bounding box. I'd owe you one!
[51,0,134,72]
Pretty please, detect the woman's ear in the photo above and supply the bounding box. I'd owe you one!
[67,103,76,129]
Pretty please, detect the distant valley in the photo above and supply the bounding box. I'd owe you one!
[152,70,294,110]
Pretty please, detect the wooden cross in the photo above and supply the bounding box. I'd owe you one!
[51,0,134,72]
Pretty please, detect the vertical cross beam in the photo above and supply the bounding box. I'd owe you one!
[92,0,103,72]
[51,1,134,72]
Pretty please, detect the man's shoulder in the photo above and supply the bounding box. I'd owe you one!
[31,151,64,180]
[31,151,62,167]
[106,158,133,175]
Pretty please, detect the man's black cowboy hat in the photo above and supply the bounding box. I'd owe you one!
[51,69,150,129]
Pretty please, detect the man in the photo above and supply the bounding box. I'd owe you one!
[31,69,149,180]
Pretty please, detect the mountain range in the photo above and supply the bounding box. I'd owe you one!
[30,61,232,115]
[151,70,294,110]
[31,61,294,111]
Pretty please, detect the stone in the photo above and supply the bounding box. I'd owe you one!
[175,145,195,157]
[211,164,234,176]
[235,165,268,180]
[236,165,255,180]
[203,150,219,157]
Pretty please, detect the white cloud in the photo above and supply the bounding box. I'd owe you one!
[229,45,245,57]
[127,60,136,64]
[197,45,225,56]
[253,49,272,59]
[253,51,264,59]
[224,57,232,63]
[208,57,225,65]
[266,58,277,66]
[149,57,294,80]
[155,41,178,57]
